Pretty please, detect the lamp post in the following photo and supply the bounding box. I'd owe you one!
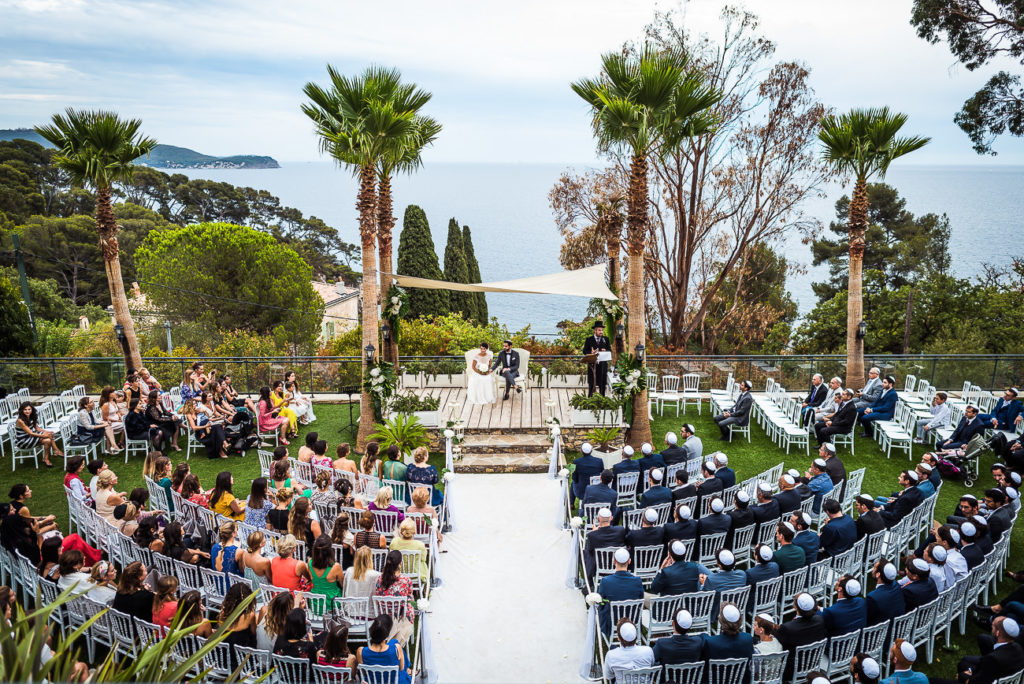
[856,320,867,340]
[364,344,376,364]
[381,321,391,343]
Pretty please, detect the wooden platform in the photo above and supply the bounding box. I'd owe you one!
[410,387,577,430]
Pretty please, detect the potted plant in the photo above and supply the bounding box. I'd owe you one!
[585,426,622,465]
[423,357,467,388]
[569,392,623,427]
[369,413,431,460]
[387,391,441,427]
[548,357,586,388]
[399,360,424,389]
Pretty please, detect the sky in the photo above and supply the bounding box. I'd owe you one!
[2,0,1022,165]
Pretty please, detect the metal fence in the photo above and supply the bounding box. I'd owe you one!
[3,353,1024,397]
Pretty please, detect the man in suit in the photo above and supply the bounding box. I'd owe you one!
[774,522,807,573]
[695,460,724,505]
[582,321,612,397]
[650,540,700,596]
[959,521,986,570]
[663,504,698,546]
[791,512,820,564]
[697,497,731,541]
[752,482,781,527]
[773,474,803,515]
[639,468,672,508]
[712,452,736,488]
[727,491,755,546]
[597,547,644,635]
[880,470,924,528]
[745,544,780,588]
[660,432,688,467]
[713,380,753,440]
[491,339,521,400]
[818,499,857,558]
[980,388,1023,432]
[703,604,755,661]
[571,442,604,508]
[670,471,697,507]
[945,617,1024,684]
[815,388,858,445]
[821,442,847,495]
[813,376,844,422]
[866,560,906,626]
[859,375,898,438]
[636,442,665,483]
[983,488,1014,540]
[800,373,828,425]
[854,367,883,410]
[680,423,703,465]
[583,507,626,583]
[822,575,867,636]
[581,469,618,517]
[697,549,746,593]
[652,609,705,665]
[881,641,928,684]
[626,507,664,554]
[855,495,886,540]
[902,557,939,610]
[611,445,640,484]
[937,405,986,451]
[777,592,826,681]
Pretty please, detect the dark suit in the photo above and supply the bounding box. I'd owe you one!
[987,505,1013,540]
[773,489,802,515]
[704,632,754,661]
[793,530,820,564]
[715,467,736,488]
[612,458,641,480]
[650,560,701,595]
[653,633,706,665]
[859,389,898,436]
[571,454,605,503]
[714,390,753,438]
[581,483,618,516]
[745,562,780,588]
[752,499,781,526]
[636,452,666,482]
[660,445,688,467]
[939,416,986,450]
[961,543,985,570]
[801,382,828,424]
[583,525,627,581]
[671,484,698,508]
[727,508,756,546]
[626,526,664,555]
[902,577,938,610]
[881,486,923,528]
[822,597,867,636]
[866,583,905,626]
[698,512,731,540]
[777,614,826,680]
[965,641,1024,684]
[663,519,698,545]
[639,485,672,508]
[981,397,1023,431]
[818,515,857,558]
[815,400,857,444]
[491,348,520,395]
[856,511,886,539]
[583,334,612,396]
[597,570,644,635]
[695,476,724,505]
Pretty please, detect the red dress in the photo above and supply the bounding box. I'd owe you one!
[258,400,286,431]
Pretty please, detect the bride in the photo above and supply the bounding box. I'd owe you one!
[466,343,496,405]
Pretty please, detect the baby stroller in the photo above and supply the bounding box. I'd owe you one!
[935,433,988,487]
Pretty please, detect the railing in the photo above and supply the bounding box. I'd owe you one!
[2,353,1023,396]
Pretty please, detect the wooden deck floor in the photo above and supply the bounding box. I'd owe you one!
[410,387,578,430]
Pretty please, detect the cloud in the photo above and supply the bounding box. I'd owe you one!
[0,59,83,80]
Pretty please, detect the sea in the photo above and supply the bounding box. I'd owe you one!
[177,162,1024,336]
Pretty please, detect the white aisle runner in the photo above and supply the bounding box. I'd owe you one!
[429,473,586,682]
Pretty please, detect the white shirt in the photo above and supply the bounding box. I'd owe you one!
[603,644,655,682]
[88,583,117,605]
[57,571,93,595]
[927,402,951,429]
[944,548,969,580]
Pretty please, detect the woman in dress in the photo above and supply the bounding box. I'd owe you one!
[178,590,213,638]
[342,546,381,601]
[76,396,113,452]
[87,561,119,605]
[152,575,180,628]
[145,392,180,451]
[271,380,299,437]
[333,443,358,478]
[466,342,496,405]
[297,432,318,462]
[406,486,442,544]
[13,402,60,467]
[317,623,354,670]
[359,442,383,482]
[209,471,245,521]
[239,530,273,589]
[352,614,412,684]
[406,446,442,507]
[211,520,243,576]
[244,478,274,529]
[269,534,309,591]
[288,497,321,548]
[306,535,344,604]
[94,470,126,524]
[311,471,338,507]
[182,398,229,459]
[257,386,289,446]
[353,511,386,550]
[180,473,211,508]
[372,551,415,646]
[287,379,316,425]
[98,386,125,450]
[64,456,91,503]
[334,479,363,510]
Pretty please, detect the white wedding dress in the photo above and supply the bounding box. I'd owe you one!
[466,353,496,405]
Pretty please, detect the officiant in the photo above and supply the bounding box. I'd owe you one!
[583,321,613,396]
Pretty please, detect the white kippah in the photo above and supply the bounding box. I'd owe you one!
[911,558,929,573]
[623,445,635,456]
[736,491,750,503]
[651,468,664,482]
[756,612,774,623]
[845,579,862,596]
[1011,472,1022,485]
[716,453,729,466]
[722,604,741,622]
[813,458,827,468]
[614,547,630,564]
[882,563,898,580]
[949,528,962,544]
[972,514,987,526]
[683,424,695,434]
[676,610,693,629]
[758,545,774,562]
[823,443,836,454]
[666,432,678,445]
[618,621,638,642]
[678,505,692,520]
[787,469,801,479]
[782,474,796,486]
[644,507,659,523]
[918,462,933,472]
[710,498,725,513]
[581,442,593,454]
[899,641,917,662]
[758,482,773,493]
[962,494,978,502]
[1004,618,1021,638]
[1008,487,1020,500]
[641,443,653,454]
[671,540,687,557]
[783,521,796,533]
[598,507,613,519]
[811,677,831,684]
[796,593,815,612]
[800,512,813,527]
[932,546,948,562]
[905,470,919,482]
[718,549,735,566]
[861,658,880,679]
[705,459,716,472]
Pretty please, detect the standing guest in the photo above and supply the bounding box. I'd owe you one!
[660,432,688,466]
[915,392,951,443]
[713,380,753,441]
[855,496,886,540]
[138,367,161,395]
[597,548,644,636]
[257,386,289,446]
[583,322,612,397]
[343,546,381,601]
[381,445,408,482]
[754,614,783,654]
[64,456,91,502]
[653,609,705,663]
[151,575,180,628]
[853,368,883,409]
[244,478,274,529]
[791,512,820,565]
[818,500,857,558]
[822,576,866,636]
[352,614,412,684]
[603,619,655,683]
[774,523,806,573]
[270,535,309,591]
[572,442,605,508]
[703,603,755,659]
[880,641,927,684]
[112,561,154,621]
[866,560,905,625]
[746,545,780,589]
[406,446,442,507]
[13,402,61,467]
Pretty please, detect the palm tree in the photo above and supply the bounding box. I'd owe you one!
[595,193,625,357]
[573,47,721,447]
[303,66,429,449]
[377,114,442,366]
[818,108,930,389]
[35,109,156,370]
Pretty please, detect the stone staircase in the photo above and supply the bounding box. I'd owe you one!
[456,428,556,473]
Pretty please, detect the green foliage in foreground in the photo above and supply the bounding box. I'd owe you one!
[369,413,431,455]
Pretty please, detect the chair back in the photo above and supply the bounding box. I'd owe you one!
[607,599,644,646]
[699,532,727,565]
[372,510,401,537]
[859,620,890,662]
[750,651,788,684]
[708,658,749,684]
[792,639,828,683]
[665,661,705,684]
[595,547,620,580]
[648,594,685,638]
[272,653,312,683]
[751,575,783,615]
[312,663,352,684]
[358,664,400,683]
[633,545,664,584]
[826,630,861,677]
[681,591,717,632]
[616,666,662,684]
[234,645,271,680]
[718,586,751,623]
[373,595,410,622]
[662,375,681,394]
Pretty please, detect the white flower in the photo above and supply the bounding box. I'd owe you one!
[391,296,400,305]
[585,592,603,606]
[551,426,561,436]
[372,376,385,385]
[629,370,641,380]
[443,429,455,438]
[369,368,381,378]
[417,598,430,612]
[443,471,455,482]
[558,468,569,479]
[570,516,583,529]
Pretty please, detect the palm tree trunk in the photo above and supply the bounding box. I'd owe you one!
[607,232,623,361]
[376,173,399,369]
[845,178,868,390]
[625,154,652,448]
[96,186,142,371]
[357,165,380,451]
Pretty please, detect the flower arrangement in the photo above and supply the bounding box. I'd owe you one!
[611,352,647,425]
[558,468,570,479]
[585,592,605,607]
[382,285,409,343]
[362,360,397,420]
[570,516,583,529]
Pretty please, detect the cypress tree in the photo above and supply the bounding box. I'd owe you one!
[443,217,473,317]
[462,224,488,323]
[396,205,448,319]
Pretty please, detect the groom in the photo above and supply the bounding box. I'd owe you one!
[492,340,521,400]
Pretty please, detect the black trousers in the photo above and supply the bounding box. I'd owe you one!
[587,362,608,396]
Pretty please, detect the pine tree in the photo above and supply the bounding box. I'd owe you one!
[462,224,488,323]
[396,205,448,319]
[443,217,473,317]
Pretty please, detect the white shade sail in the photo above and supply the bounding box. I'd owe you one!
[384,264,617,300]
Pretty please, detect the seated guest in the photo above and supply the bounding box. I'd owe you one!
[855,495,886,539]
[112,560,154,621]
[584,507,627,583]
[804,458,834,514]
[915,463,936,499]
[612,445,640,483]
[822,575,866,636]
[670,470,697,507]
[777,593,826,679]
[650,540,700,596]
[853,367,883,410]
[752,482,781,527]
[713,380,753,440]
[813,376,843,423]
[695,460,724,505]
[76,396,110,450]
[880,471,924,528]
[626,507,664,555]
[571,442,604,508]
[152,575,180,628]
[880,641,927,684]
[639,468,672,508]
[791,512,820,565]
[858,375,898,439]
[866,560,905,626]
[381,445,407,482]
[983,488,1014,541]
[970,516,995,556]
[915,391,951,443]
[789,468,815,501]
[352,614,412,684]
[935,526,969,582]
[936,405,985,451]
[603,619,654,683]
[270,534,309,591]
[405,446,442,507]
[901,557,938,610]
[653,609,705,664]
[774,523,806,573]
[343,547,381,602]
[697,497,731,541]
[704,603,754,659]
[368,486,404,526]
[680,424,703,465]
[939,617,1024,684]
[598,548,644,636]
[660,432,688,467]
[272,607,317,663]
[821,442,847,495]
[662,505,698,547]
[980,388,1023,432]
[373,551,415,643]
[773,474,803,514]
[923,543,951,593]
[818,500,856,558]
[753,614,783,654]
[727,490,755,546]
[581,469,618,516]
[799,373,828,426]
[698,549,745,593]
[712,452,735,488]
[852,654,881,684]
[389,520,428,585]
[636,443,666,482]
[746,544,780,588]
[814,389,857,446]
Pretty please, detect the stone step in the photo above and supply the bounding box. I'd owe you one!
[459,433,553,455]
[456,451,553,473]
